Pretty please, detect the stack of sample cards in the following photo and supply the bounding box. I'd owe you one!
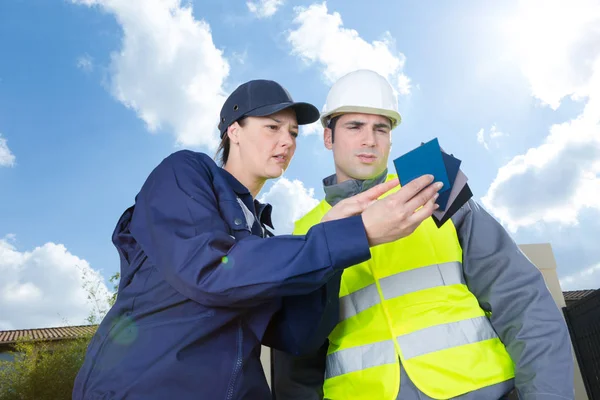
[393,138,472,228]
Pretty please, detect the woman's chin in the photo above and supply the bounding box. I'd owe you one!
[264,166,285,179]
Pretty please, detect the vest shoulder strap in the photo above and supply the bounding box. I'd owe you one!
[293,200,330,235]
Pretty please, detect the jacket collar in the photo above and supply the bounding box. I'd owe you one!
[323,168,388,207]
[219,167,250,196]
[255,201,274,229]
[218,167,274,229]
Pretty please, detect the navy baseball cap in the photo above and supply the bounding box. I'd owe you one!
[218,79,320,138]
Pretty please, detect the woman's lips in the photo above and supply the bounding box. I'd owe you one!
[273,155,287,164]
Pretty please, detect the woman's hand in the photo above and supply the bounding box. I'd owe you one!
[320,178,401,223]
[361,174,442,247]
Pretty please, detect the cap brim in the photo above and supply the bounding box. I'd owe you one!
[245,102,320,125]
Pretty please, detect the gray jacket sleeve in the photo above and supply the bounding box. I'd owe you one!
[451,199,575,400]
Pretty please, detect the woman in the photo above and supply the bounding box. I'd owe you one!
[72,79,441,399]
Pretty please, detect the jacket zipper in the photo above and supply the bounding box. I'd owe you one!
[226,320,243,400]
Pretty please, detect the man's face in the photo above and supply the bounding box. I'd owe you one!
[324,113,392,182]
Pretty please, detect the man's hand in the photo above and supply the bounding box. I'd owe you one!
[320,178,400,223]
[361,175,442,247]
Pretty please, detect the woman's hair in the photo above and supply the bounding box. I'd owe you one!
[216,117,247,166]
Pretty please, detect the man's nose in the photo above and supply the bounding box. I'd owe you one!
[363,130,376,146]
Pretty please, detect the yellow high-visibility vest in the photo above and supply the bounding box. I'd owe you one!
[293,174,515,400]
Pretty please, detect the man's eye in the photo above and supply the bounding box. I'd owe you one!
[267,125,278,130]
[291,132,298,138]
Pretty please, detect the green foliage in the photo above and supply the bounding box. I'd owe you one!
[0,333,95,400]
[0,271,120,399]
[80,267,120,326]
[108,272,120,308]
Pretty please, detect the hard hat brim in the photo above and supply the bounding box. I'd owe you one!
[320,105,402,129]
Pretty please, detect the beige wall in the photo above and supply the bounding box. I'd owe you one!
[261,345,272,389]
[519,243,566,308]
[519,243,588,400]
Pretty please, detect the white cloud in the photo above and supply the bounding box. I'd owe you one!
[259,178,319,235]
[76,54,94,72]
[477,124,506,150]
[476,129,487,150]
[287,2,411,96]
[0,133,16,167]
[72,0,230,150]
[0,235,111,330]
[301,120,323,136]
[482,116,600,232]
[504,0,600,110]
[560,262,600,291]
[247,0,284,18]
[231,49,248,65]
[482,0,600,232]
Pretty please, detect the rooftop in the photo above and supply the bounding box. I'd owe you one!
[563,289,597,304]
[0,324,97,345]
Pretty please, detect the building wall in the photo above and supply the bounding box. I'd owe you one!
[519,243,567,308]
[0,350,17,373]
[0,351,15,363]
[519,243,588,400]
[261,345,272,389]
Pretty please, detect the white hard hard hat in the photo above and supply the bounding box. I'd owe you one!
[320,69,402,129]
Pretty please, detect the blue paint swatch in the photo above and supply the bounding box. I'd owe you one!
[393,138,451,194]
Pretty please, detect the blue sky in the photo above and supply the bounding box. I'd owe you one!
[1,0,599,330]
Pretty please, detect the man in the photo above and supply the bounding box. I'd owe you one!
[271,69,575,400]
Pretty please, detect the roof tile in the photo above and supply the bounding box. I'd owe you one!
[0,325,97,345]
[563,289,597,302]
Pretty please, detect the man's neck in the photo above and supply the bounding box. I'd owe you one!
[323,168,388,207]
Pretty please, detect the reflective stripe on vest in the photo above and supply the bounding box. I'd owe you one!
[326,315,499,379]
[339,262,464,322]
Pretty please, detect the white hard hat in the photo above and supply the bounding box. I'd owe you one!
[320,69,402,129]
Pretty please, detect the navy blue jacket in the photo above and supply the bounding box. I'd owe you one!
[72,150,370,400]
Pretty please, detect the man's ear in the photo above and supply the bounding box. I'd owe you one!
[227,122,240,144]
[324,127,333,150]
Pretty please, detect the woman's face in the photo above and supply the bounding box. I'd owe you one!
[233,108,298,181]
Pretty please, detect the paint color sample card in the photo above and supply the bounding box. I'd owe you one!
[432,184,473,228]
[437,152,462,211]
[433,169,468,220]
[393,138,451,194]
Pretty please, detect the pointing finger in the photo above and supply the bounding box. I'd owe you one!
[355,178,399,202]
[392,175,435,203]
